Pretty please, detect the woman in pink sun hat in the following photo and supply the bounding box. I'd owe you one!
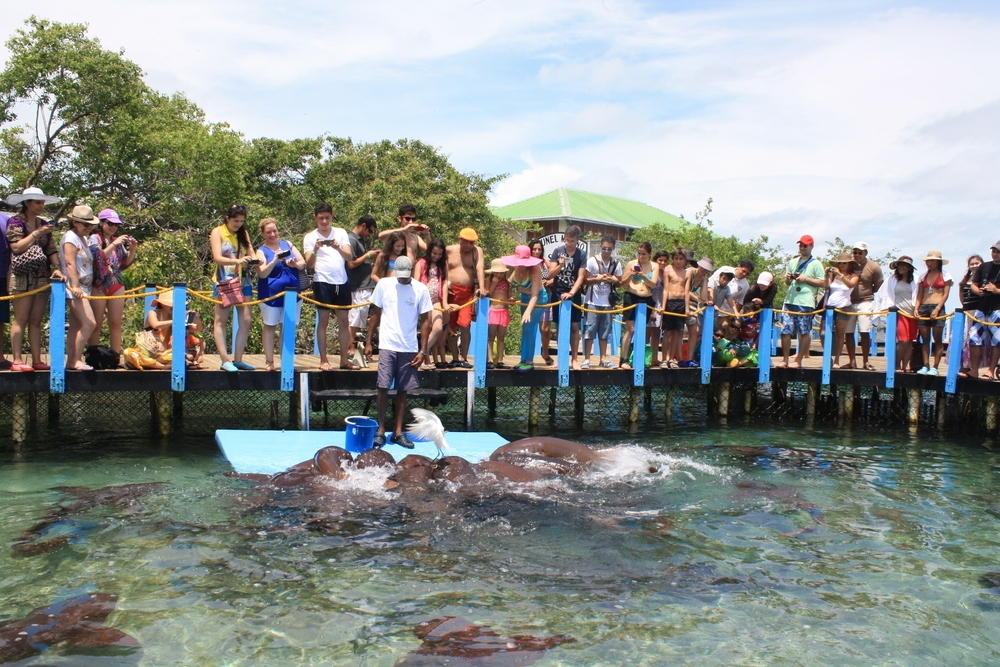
[502,244,543,371]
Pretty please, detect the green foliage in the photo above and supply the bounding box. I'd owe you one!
[631,198,785,276]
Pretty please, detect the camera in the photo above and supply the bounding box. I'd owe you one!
[186,310,196,325]
[277,249,291,259]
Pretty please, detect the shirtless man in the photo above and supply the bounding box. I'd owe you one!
[661,248,691,368]
[445,227,486,368]
[378,202,429,258]
[684,257,714,365]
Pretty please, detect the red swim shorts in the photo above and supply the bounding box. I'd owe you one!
[449,283,476,329]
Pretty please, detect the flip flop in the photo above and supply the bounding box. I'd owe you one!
[11,362,34,372]
[71,363,94,371]
[32,362,51,371]
[340,361,362,370]
[864,363,877,371]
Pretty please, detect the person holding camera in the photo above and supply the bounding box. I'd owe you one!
[210,204,256,372]
[4,187,65,372]
[255,217,305,371]
[303,202,355,370]
[779,234,826,368]
[824,253,861,369]
[88,208,137,354]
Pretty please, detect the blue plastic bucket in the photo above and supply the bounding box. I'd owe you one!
[344,415,379,453]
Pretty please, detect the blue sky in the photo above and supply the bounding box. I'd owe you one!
[3,1,1000,276]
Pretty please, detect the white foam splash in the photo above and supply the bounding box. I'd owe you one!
[317,464,397,500]
[588,445,726,484]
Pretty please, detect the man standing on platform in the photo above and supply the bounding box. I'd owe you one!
[848,242,884,371]
[582,235,621,368]
[370,256,433,449]
[779,234,825,368]
[445,227,486,368]
[548,225,588,370]
[347,215,380,362]
[303,203,355,370]
[378,202,428,257]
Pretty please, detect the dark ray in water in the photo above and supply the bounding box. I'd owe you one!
[396,616,574,666]
[12,483,167,557]
[0,592,138,664]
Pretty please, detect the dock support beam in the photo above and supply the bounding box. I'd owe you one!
[908,389,921,424]
[628,387,640,424]
[986,396,998,432]
[153,391,172,435]
[718,382,730,417]
[806,383,818,418]
[936,391,947,431]
[528,386,540,426]
[664,388,674,423]
[12,393,29,442]
[575,386,586,426]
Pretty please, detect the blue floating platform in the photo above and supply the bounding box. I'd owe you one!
[216,429,509,475]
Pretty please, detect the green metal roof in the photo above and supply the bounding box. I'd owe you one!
[490,188,685,230]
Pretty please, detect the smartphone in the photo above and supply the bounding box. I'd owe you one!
[414,224,428,232]
[634,264,642,272]
[277,249,291,259]
[246,259,261,266]
[186,311,196,325]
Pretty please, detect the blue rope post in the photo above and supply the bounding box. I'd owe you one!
[634,303,647,386]
[945,309,965,394]
[49,280,67,394]
[143,283,157,319]
[557,299,572,387]
[821,307,834,385]
[473,296,490,388]
[699,305,715,384]
[281,289,298,391]
[884,308,898,388]
[171,284,187,392]
[758,307,773,383]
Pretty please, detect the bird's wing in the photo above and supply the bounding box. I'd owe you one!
[406,408,447,445]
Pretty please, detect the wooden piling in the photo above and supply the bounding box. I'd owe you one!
[718,382,730,417]
[806,383,818,418]
[844,385,855,420]
[908,389,921,424]
[986,396,998,432]
[628,387,640,424]
[487,387,497,419]
[575,386,586,425]
[153,391,172,435]
[664,388,674,423]
[936,391,947,430]
[528,386,540,426]
[12,393,29,442]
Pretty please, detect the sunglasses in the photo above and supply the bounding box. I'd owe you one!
[601,246,614,252]
[402,215,417,222]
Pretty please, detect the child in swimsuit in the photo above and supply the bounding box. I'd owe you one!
[486,258,512,368]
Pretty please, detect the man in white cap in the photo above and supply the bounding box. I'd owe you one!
[369,255,433,449]
[849,242,883,371]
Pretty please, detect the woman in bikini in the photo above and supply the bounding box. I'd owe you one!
[619,242,659,369]
[210,204,256,372]
[913,250,953,375]
[372,231,410,280]
[414,239,450,369]
[530,240,555,366]
[823,253,860,369]
[485,258,512,368]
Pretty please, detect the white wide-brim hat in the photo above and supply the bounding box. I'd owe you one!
[5,187,63,207]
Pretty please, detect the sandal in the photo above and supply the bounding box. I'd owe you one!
[32,362,51,371]
[71,363,93,371]
[864,363,877,371]
[340,361,362,370]
[11,362,34,372]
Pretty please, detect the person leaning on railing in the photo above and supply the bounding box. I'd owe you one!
[4,187,65,372]
[875,256,918,373]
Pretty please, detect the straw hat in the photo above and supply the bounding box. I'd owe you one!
[501,245,543,267]
[152,291,173,308]
[487,258,509,274]
[6,186,63,207]
[67,204,98,225]
[920,250,948,265]
[697,257,714,272]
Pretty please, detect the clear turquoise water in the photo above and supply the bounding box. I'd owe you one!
[2,425,1000,666]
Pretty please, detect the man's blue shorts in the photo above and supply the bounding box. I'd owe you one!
[781,304,815,336]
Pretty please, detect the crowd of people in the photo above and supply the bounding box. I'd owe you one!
[2,187,999,382]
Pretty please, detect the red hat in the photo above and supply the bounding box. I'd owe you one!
[797,234,815,245]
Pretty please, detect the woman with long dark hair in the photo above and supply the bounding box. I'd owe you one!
[88,208,137,354]
[913,251,952,376]
[876,256,918,372]
[372,231,411,280]
[414,238,450,368]
[529,240,554,365]
[619,241,659,369]
[210,204,255,371]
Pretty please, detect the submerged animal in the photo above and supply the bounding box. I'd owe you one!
[12,482,167,557]
[395,616,574,666]
[0,592,138,664]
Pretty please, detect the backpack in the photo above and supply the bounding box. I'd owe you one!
[590,257,621,307]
